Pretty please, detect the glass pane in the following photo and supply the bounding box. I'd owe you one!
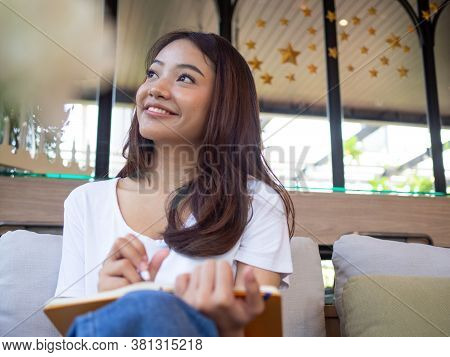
[435,2,450,193]
[336,0,434,193]
[234,0,332,189]
[109,0,219,177]
[0,0,110,179]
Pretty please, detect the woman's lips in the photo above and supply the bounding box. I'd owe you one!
[144,106,178,118]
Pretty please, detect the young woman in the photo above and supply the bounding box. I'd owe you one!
[55,31,295,337]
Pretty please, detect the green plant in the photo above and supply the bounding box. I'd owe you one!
[344,136,362,163]
[369,176,391,191]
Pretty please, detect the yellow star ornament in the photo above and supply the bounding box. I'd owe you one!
[280,18,289,26]
[369,68,378,78]
[430,2,438,13]
[368,6,377,15]
[307,26,317,35]
[352,16,361,25]
[422,10,431,21]
[328,47,338,59]
[360,46,369,54]
[261,73,273,84]
[380,56,389,66]
[403,45,410,53]
[368,27,376,36]
[340,31,349,41]
[308,43,317,51]
[347,65,354,72]
[246,40,256,50]
[386,34,401,49]
[279,43,301,65]
[397,66,409,78]
[301,6,312,17]
[248,57,262,71]
[256,19,266,28]
[285,73,295,82]
[326,11,336,22]
[307,64,318,74]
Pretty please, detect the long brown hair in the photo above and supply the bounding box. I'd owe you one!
[117,31,295,257]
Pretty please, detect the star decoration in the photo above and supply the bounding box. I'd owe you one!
[326,10,336,22]
[328,47,337,59]
[340,31,349,41]
[397,65,409,78]
[386,33,401,49]
[407,24,415,33]
[380,56,389,66]
[280,18,289,26]
[245,40,256,50]
[278,43,301,65]
[285,73,295,82]
[352,16,361,25]
[368,6,377,15]
[301,6,312,17]
[430,2,438,13]
[347,65,354,72]
[403,45,410,53]
[360,46,369,54]
[261,72,273,84]
[369,68,378,78]
[248,57,262,71]
[307,26,317,35]
[422,10,431,21]
[368,27,376,36]
[307,64,318,74]
[256,19,266,28]
[308,43,317,51]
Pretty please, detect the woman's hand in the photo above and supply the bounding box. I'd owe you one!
[98,234,169,292]
[174,260,265,337]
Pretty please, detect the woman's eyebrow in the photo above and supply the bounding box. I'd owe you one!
[152,59,205,77]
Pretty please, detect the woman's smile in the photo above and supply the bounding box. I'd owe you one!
[144,106,179,119]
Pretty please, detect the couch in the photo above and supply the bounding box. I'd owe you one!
[0,230,326,337]
[2,230,449,337]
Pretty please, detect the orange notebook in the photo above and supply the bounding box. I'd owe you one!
[44,282,282,337]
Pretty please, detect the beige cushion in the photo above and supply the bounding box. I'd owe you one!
[332,234,450,335]
[342,275,450,336]
[282,237,326,336]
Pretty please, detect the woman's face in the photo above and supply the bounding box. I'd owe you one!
[136,39,215,145]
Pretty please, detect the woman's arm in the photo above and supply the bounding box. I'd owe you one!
[234,261,281,288]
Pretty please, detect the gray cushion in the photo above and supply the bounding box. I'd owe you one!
[332,234,450,336]
[0,230,62,336]
[282,237,325,336]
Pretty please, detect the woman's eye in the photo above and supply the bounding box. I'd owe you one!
[146,69,157,79]
[178,74,195,84]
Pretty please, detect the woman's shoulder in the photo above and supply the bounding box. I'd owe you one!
[65,177,118,205]
[247,178,284,211]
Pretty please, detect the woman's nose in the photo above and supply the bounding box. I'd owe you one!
[148,82,170,99]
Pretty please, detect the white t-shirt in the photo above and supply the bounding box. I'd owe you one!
[54,177,293,298]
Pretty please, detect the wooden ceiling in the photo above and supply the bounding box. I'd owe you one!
[110,0,449,117]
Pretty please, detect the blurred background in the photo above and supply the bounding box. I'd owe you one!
[0,0,448,194]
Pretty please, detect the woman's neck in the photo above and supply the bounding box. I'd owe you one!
[138,143,199,194]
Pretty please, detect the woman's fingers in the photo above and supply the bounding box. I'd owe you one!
[148,248,170,281]
[197,260,216,305]
[174,273,191,296]
[98,276,129,291]
[213,260,234,308]
[243,266,265,317]
[185,265,201,303]
[102,258,142,284]
[107,235,147,271]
